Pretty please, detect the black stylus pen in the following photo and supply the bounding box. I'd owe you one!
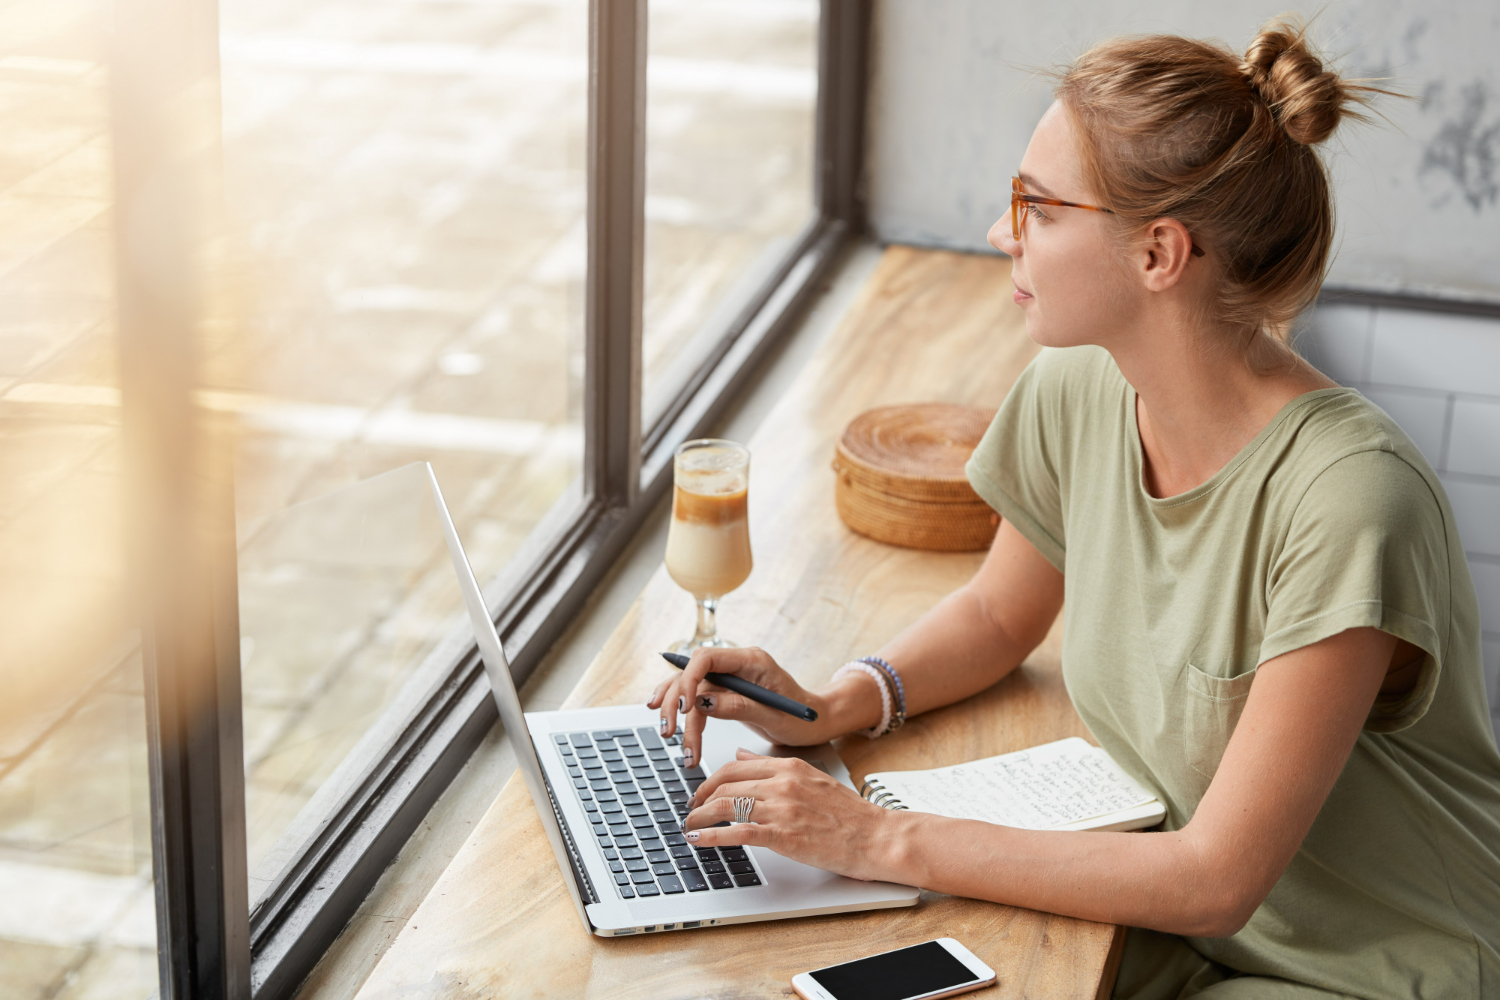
[659,652,819,722]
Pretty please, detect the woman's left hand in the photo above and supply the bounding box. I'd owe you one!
[681,749,902,883]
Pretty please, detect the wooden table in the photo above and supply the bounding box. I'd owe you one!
[355,247,1122,999]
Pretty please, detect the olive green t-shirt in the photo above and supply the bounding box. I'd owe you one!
[966,345,1500,997]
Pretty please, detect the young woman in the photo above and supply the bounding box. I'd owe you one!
[650,19,1500,998]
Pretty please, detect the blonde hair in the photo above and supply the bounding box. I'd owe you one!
[1055,17,1391,344]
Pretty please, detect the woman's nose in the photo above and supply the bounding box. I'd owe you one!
[988,216,1019,256]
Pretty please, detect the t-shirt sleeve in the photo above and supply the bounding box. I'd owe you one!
[1260,449,1451,732]
[965,349,1067,571]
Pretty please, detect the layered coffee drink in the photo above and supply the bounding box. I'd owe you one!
[665,440,751,652]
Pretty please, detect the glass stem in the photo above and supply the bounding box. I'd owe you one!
[693,597,719,646]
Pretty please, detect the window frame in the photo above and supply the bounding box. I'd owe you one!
[119,1,871,998]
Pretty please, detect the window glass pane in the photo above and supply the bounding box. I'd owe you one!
[641,0,818,431]
[0,2,159,996]
[214,0,588,877]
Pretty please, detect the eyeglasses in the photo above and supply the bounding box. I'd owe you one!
[1010,176,1204,257]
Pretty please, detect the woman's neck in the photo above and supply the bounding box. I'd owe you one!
[1110,326,1333,499]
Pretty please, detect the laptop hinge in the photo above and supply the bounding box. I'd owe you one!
[541,767,599,905]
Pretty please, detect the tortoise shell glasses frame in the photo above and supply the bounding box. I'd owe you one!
[1010,176,1205,257]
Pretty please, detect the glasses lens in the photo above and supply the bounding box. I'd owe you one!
[1011,178,1022,240]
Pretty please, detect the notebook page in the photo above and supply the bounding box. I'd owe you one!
[875,738,1156,830]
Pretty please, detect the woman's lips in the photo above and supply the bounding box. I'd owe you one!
[1013,284,1033,304]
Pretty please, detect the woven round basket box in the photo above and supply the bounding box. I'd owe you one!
[832,403,1000,552]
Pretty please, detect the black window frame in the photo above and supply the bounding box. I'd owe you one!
[116,1,872,998]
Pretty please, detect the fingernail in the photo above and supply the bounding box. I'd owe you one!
[699,695,715,712]
[659,717,667,732]
[677,695,686,713]
[684,831,700,842]
[682,747,694,766]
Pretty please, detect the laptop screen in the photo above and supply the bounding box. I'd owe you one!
[426,464,595,924]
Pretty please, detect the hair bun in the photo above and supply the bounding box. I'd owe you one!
[1240,17,1348,145]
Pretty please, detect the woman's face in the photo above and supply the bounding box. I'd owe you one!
[988,102,1138,348]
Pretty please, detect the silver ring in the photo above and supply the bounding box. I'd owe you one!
[732,795,755,824]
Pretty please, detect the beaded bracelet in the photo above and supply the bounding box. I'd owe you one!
[831,662,892,739]
[859,656,907,732]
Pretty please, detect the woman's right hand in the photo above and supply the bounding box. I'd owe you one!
[645,646,882,770]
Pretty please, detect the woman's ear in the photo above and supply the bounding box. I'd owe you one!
[1139,218,1195,292]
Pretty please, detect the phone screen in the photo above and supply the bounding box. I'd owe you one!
[808,941,979,1000]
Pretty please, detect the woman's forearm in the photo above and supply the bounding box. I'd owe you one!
[880,811,1242,938]
[875,585,1051,718]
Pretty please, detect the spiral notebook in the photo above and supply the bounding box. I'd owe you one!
[859,737,1166,832]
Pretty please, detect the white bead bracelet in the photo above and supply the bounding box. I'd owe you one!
[832,661,893,738]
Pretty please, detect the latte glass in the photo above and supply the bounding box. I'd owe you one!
[664,439,752,653]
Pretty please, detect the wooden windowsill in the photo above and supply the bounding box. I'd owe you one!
[351,245,1119,1000]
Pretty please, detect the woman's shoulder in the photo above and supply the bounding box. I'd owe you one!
[1280,389,1438,490]
[1271,389,1448,539]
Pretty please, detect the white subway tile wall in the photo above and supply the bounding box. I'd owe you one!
[1298,303,1500,743]
[1448,399,1500,479]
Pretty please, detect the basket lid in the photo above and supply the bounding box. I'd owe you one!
[835,403,995,501]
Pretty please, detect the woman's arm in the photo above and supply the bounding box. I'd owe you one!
[684,625,1396,937]
[651,520,1064,760]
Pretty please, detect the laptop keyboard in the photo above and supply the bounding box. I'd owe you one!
[552,727,762,900]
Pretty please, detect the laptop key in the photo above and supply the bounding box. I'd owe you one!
[626,805,648,818]
[646,850,670,863]
[626,858,649,872]
[680,765,706,780]
[656,820,681,835]
[674,857,699,871]
[615,835,637,848]
[569,733,591,747]
[591,824,608,837]
[681,868,709,892]
[630,869,655,884]
[619,847,643,860]
[721,849,748,863]
[609,860,624,873]
[614,873,630,885]
[707,873,734,890]
[665,834,686,847]
[670,845,694,858]
[635,882,660,897]
[635,727,664,750]
[619,885,635,899]
[630,815,655,829]
[608,729,633,738]
[591,730,613,741]
[575,746,598,759]
[573,779,589,790]
[727,861,754,875]
[622,745,645,758]
[702,861,726,875]
[651,863,675,877]
[733,873,762,887]
[553,734,571,745]
[567,766,583,778]
[659,874,685,895]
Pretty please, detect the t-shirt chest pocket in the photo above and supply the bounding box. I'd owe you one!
[1183,663,1258,782]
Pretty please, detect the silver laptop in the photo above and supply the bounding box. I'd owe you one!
[427,464,919,936]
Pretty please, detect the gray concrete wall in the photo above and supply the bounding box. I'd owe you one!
[866,0,1500,304]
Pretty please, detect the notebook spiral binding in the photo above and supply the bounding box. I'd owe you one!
[858,778,909,811]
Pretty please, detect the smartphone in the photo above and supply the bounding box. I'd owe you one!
[791,938,997,1000]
